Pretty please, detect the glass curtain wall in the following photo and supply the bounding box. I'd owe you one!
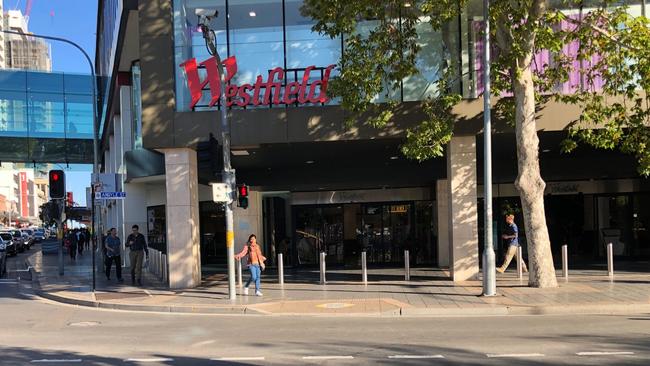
[173,0,460,112]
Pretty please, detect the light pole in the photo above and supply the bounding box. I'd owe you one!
[1,30,100,291]
[197,11,237,300]
[482,0,497,296]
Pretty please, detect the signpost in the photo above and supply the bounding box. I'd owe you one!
[95,192,126,199]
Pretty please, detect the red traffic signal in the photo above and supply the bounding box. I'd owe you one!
[238,184,248,197]
[48,170,65,200]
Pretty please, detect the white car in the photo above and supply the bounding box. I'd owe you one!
[33,229,46,242]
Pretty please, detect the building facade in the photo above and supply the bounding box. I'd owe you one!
[96,0,650,289]
[2,9,51,71]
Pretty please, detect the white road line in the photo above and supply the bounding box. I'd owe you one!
[124,358,174,362]
[191,340,217,348]
[0,279,18,283]
[388,355,445,359]
[211,357,266,361]
[486,353,545,358]
[577,352,635,356]
[31,359,82,363]
[302,356,355,360]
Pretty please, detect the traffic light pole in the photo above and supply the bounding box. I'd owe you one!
[205,30,237,300]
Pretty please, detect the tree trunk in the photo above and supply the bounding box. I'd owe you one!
[512,55,558,288]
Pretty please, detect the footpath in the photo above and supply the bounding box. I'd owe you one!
[26,242,650,317]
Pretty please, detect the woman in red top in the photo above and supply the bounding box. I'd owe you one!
[235,234,266,296]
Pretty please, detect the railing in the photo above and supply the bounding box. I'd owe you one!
[146,248,167,284]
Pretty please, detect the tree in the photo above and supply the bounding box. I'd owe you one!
[302,0,650,288]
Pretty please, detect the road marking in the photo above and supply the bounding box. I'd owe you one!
[577,352,635,356]
[0,280,18,284]
[191,340,217,348]
[302,356,354,360]
[211,357,266,361]
[124,358,174,362]
[486,353,545,358]
[31,359,82,363]
[388,355,445,359]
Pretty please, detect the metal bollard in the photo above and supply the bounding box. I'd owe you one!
[516,246,523,280]
[237,258,243,288]
[361,251,368,285]
[607,242,614,277]
[319,251,327,285]
[562,244,569,280]
[278,253,284,285]
[404,250,410,281]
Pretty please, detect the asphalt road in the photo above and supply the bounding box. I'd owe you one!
[1,243,649,365]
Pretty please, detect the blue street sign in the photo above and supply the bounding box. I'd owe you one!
[95,191,126,199]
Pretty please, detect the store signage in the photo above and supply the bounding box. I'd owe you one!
[180,56,336,109]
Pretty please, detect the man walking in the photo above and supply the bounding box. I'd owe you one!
[126,225,148,286]
[497,214,528,273]
[105,228,124,282]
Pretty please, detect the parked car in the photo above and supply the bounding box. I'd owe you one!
[0,235,7,277]
[7,230,25,252]
[33,229,46,242]
[20,229,34,250]
[0,232,16,258]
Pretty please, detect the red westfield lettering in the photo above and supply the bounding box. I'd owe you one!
[180,56,336,109]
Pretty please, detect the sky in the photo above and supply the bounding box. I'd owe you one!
[12,0,99,206]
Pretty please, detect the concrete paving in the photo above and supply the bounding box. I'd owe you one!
[26,241,650,317]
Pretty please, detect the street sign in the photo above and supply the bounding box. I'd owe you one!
[211,183,231,203]
[95,192,126,199]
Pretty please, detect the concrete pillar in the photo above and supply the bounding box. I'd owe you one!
[163,148,201,288]
[447,136,479,281]
[436,179,450,268]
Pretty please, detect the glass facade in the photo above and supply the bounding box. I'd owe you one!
[173,0,459,111]
[0,69,94,163]
[293,201,436,266]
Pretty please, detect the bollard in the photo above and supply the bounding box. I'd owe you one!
[361,251,368,285]
[607,242,614,277]
[562,244,569,280]
[237,258,243,288]
[404,250,410,281]
[278,253,284,285]
[516,246,523,280]
[319,251,327,285]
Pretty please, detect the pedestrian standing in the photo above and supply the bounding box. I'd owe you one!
[77,229,85,255]
[104,228,124,282]
[126,225,148,286]
[497,214,528,273]
[68,230,77,261]
[235,234,266,296]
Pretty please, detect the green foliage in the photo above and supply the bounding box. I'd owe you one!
[302,0,650,175]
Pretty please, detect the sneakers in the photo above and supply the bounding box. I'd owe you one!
[255,291,263,297]
[243,287,249,295]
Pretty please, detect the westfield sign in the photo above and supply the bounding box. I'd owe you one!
[180,55,336,109]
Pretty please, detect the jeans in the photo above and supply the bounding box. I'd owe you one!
[245,264,261,291]
[105,255,122,280]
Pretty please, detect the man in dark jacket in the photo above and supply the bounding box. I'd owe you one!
[126,224,149,286]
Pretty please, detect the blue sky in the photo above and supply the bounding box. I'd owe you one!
[15,0,98,205]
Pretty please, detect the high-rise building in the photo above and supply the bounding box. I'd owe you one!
[2,9,51,71]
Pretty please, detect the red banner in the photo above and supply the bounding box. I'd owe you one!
[19,172,28,217]
[180,56,336,109]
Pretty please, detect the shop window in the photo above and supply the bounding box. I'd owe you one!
[147,205,167,254]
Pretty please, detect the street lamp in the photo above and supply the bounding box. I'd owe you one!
[0,30,100,290]
[196,8,237,300]
[482,0,497,296]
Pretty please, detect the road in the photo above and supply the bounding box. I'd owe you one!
[1,243,649,365]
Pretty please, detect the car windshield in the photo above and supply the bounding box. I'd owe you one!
[0,233,13,241]
[12,231,21,237]
[25,230,33,235]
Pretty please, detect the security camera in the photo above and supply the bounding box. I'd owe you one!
[195,8,218,27]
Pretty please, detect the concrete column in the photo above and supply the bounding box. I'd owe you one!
[163,148,201,288]
[436,179,450,268]
[447,136,479,281]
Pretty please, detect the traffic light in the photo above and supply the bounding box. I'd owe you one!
[49,170,65,199]
[196,133,224,185]
[237,184,249,209]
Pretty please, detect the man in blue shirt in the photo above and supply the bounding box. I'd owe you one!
[497,214,528,273]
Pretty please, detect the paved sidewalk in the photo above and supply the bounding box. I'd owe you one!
[26,243,650,317]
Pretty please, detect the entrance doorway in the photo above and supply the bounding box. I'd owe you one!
[199,201,226,273]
